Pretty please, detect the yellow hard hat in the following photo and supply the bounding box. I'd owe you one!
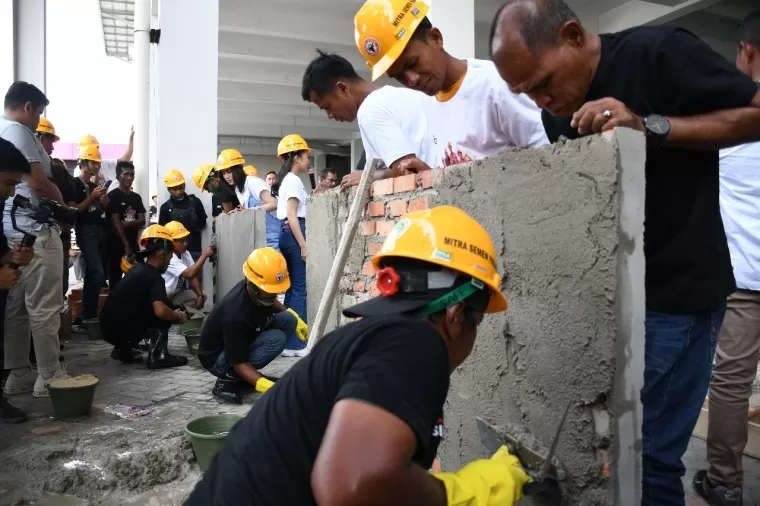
[139,224,175,248]
[277,134,312,160]
[242,247,291,294]
[165,220,190,240]
[216,149,245,171]
[120,255,135,274]
[163,169,185,188]
[243,165,259,178]
[36,118,60,141]
[355,0,430,81]
[151,193,157,198]
[79,134,99,148]
[77,145,102,163]
[371,206,507,313]
[192,164,216,191]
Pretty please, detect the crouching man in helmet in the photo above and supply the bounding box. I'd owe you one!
[100,225,189,368]
[184,206,537,506]
[197,247,306,403]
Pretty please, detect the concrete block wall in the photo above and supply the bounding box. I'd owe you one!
[307,130,647,504]
[215,210,266,299]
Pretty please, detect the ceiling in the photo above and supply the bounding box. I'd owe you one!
[99,0,756,155]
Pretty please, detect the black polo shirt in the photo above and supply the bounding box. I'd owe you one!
[185,315,450,506]
[197,280,277,369]
[542,26,758,313]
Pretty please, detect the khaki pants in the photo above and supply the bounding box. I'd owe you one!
[707,289,760,486]
[3,228,63,375]
[170,289,204,315]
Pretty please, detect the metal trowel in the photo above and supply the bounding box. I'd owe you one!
[476,399,572,504]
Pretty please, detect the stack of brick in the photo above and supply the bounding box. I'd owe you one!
[343,170,439,313]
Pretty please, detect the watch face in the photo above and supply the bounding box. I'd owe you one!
[647,115,670,136]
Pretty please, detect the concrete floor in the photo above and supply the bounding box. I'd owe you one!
[1,328,758,505]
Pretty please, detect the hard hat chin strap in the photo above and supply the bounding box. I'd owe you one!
[415,278,485,317]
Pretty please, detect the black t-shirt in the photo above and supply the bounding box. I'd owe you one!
[185,316,450,506]
[198,280,277,369]
[541,26,758,313]
[107,188,146,249]
[220,183,240,207]
[73,178,106,227]
[158,194,207,253]
[99,263,170,339]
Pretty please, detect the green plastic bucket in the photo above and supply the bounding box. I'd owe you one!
[180,316,203,334]
[185,414,242,472]
[82,318,101,341]
[48,375,99,420]
[183,329,201,356]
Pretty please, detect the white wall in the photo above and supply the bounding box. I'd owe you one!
[45,0,134,144]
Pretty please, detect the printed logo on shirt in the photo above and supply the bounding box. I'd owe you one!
[364,37,380,57]
[124,206,136,222]
[442,141,473,168]
[432,417,444,439]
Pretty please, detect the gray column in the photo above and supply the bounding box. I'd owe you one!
[12,0,46,91]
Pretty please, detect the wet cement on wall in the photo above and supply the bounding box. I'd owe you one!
[306,130,647,504]
[215,210,266,299]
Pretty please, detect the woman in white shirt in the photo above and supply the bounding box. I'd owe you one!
[272,134,311,357]
[216,151,280,250]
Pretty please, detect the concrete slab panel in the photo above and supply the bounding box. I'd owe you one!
[216,210,266,299]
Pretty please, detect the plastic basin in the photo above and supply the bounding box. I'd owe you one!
[183,329,201,356]
[185,414,243,472]
[180,316,203,334]
[48,375,100,420]
[82,318,101,341]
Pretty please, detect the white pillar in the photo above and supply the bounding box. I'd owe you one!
[134,0,150,218]
[427,0,475,59]
[350,135,364,171]
[155,0,219,301]
[12,0,46,91]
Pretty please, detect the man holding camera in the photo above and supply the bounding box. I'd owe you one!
[0,82,66,399]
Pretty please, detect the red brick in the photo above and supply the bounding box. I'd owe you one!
[367,201,385,217]
[362,261,377,276]
[418,170,435,189]
[354,279,366,292]
[367,241,384,256]
[360,221,376,235]
[375,220,396,237]
[393,174,417,193]
[371,178,395,196]
[369,280,380,297]
[409,197,429,212]
[388,199,408,217]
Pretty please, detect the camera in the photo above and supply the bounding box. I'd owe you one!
[12,194,77,226]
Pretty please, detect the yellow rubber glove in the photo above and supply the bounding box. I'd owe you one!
[254,377,274,393]
[433,446,530,506]
[286,308,309,342]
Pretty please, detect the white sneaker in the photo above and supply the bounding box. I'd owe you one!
[3,368,35,395]
[34,368,69,398]
[281,349,296,357]
[281,348,309,358]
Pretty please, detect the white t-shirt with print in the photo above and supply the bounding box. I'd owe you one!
[276,172,307,220]
[425,59,549,168]
[358,86,437,169]
[720,141,760,291]
[163,250,194,297]
[235,176,271,209]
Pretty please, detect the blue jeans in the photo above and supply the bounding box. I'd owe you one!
[77,224,105,319]
[280,218,306,351]
[641,307,725,505]
[208,311,297,376]
[246,192,280,250]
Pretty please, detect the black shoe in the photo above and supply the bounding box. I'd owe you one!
[693,470,743,506]
[1,398,27,424]
[110,346,143,363]
[212,377,243,404]
[134,343,148,352]
[147,330,188,369]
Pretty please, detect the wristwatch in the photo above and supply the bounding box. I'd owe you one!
[643,114,670,148]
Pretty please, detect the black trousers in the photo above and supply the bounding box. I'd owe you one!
[102,318,172,350]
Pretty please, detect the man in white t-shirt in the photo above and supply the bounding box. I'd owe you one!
[692,12,760,503]
[301,50,437,190]
[354,0,548,169]
[74,129,134,194]
[162,221,214,311]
